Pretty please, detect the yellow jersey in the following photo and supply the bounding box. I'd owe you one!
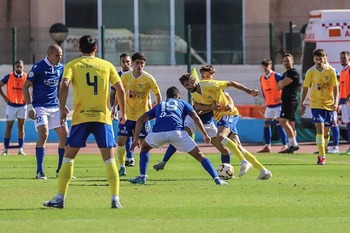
[192,80,239,121]
[304,65,338,111]
[63,56,121,125]
[121,70,160,121]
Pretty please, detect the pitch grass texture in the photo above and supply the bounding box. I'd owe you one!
[0,152,350,233]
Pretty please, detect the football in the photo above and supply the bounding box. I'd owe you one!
[217,163,234,180]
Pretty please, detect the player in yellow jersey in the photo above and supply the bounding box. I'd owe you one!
[43,35,126,209]
[179,72,273,180]
[115,52,162,176]
[301,49,338,165]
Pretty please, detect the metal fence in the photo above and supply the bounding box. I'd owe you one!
[0,22,303,66]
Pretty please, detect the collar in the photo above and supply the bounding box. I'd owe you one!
[264,70,273,78]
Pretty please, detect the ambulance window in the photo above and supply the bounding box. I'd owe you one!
[301,42,316,80]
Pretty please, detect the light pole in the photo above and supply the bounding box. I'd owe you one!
[49,23,69,46]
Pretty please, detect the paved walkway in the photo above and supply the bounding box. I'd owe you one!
[4,141,349,155]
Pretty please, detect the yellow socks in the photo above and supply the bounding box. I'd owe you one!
[240,147,265,170]
[57,158,74,196]
[221,137,246,161]
[116,145,126,167]
[316,134,325,156]
[105,158,119,196]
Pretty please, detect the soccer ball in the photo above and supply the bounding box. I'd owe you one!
[217,163,234,180]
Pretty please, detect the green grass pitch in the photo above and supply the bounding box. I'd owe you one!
[0,152,350,233]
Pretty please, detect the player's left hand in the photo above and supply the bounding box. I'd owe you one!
[130,140,139,151]
[203,134,211,144]
[248,89,261,97]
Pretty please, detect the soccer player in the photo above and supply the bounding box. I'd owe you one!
[278,53,300,153]
[0,60,27,156]
[110,53,135,167]
[153,65,231,172]
[179,73,272,180]
[22,45,68,180]
[43,35,126,209]
[257,59,288,153]
[338,51,350,155]
[128,86,227,185]
[115,52,161,177]
[300,49,338,165]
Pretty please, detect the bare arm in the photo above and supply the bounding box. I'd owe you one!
[110,88,116,107]
[227,81,261,96]
[113,81,127,124]
[155,93,162,104]
[22,80,35,120]
[333,85,339,111]
[188,110,211,144]
[277,77,293,90]
[59,78,70,125]
[300,87,309,116]
[0,82,10,103]
[130,114,150,150]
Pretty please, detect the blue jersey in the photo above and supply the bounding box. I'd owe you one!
[27,57,63,108]
[146,98,194,132]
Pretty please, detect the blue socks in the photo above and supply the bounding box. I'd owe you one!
[201,157,217,179]
[57,148,65,171]
[125,136,134,160]
[277,125,288,145]
[221,154,230,164]
[163,144,177,162]
[263,127,272,145]
[139,151,150,175]
[36,147,45,173]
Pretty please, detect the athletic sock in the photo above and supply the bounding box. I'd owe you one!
[105,158,119,196]
[316,134,325,156]
[4,138,10,149]
[57,147,65,171]
[220,137,246,161]
[277,125,288,145]
[35,147,45,173]
[240,147,265,170]
[116,145,126,167]
[332,125,340,147]
[163,144,177,162]
[264,126,272,145]
[200,157,217,179]
[125,137,134,160]
[139,151,150,176]
[221,153,231,164]
[57,158,74,196]
[18,138,24,148]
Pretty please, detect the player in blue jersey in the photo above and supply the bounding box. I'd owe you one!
[128,86,228,185]
[22,44,69,180]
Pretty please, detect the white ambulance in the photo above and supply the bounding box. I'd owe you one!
[301,9,350,138]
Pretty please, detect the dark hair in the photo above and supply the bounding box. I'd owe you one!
[313,48,327,57]
[199,65,215,74]
[261,59,272,66]
[131,52,146,62]
[282,53,294,60]
[14,60,24,65]
[79,35,97,54]
[119,53,130,60]
[179,73,195,85]
[340,51,350,56]
[166,86,180,98]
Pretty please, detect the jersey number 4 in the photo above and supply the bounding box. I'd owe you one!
[86,72,98,95]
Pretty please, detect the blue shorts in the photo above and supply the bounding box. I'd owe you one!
[117,120,151,138]
[217,115,239,136]
[67,122,115,148]
[311,109,334,127]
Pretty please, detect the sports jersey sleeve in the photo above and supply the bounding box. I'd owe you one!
[303,69,312,87]
[215,80,228,90]
[275,73,283,82]
[330,69,338,87]
[1,74,10,84]
[110,64,121,86]
[145,105,157,119]
[63,62,73,81]
[149,76,160,95]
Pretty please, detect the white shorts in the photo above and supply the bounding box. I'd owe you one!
[184,116,217,137]
[145,130,197,152]
[341,104,350,123]
[34,106,63,130]
[264,106,282,119]
[6,105,27,121]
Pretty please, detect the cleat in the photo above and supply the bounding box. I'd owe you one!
[289,145,299,152]
[153,161,166,171]
[111,200,123,209]
[279,145,289,153]
[18,148,26,155]
[119,166,127,176]
[125,159,135,167]
[279,147,293,154]
[238,160,252,177]
[1,149,8,156]
[214,177,228,185]
[35,171,47,180]
[257,146,271,153]
[327,147,339,154]
[317,156,326,165]
[128,176,146,185]
[339,149,350,155]
[43,196,64,209]
[256,169,272,180]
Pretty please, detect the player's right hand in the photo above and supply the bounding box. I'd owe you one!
[203,134,211,144]
[130,140,139,151]
[28,109,36,120]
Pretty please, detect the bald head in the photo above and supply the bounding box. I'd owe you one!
[46,44,62,66]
